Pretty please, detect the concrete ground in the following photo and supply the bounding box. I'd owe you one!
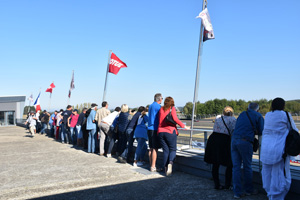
[0,126,267,200]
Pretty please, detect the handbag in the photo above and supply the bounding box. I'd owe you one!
[245,111,259,152]
[283,111,300,157]
[165,107,176,125]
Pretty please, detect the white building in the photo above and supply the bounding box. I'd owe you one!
[0,96,26,126]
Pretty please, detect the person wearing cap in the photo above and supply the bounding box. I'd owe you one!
[68,109,79,146]
[204,106,236,190]
[231,103,264,198]
[25,111,38,136]
[86,103,98,153]
[95,101,111,155]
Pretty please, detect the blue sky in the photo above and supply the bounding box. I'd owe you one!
[0,0,299,110]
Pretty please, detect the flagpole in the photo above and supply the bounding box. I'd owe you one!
[190,0,207,147]
[103,50,112,102]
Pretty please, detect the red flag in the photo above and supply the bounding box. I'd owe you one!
[45,83,56,93]
[108,53,127,75]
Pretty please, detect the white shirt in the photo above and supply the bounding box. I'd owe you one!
[56,112,62,126]
[27,115,37,127]
[102,111,120,126]
[261,111,299,165]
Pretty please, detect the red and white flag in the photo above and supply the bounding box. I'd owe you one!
[196,8,215,42]
[28,94,34,102]
[108,53,127,75]
[34,92,41,112]
[68,71,75,98]
[45,83,56,93]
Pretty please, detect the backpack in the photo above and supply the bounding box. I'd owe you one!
[283,112,300,157]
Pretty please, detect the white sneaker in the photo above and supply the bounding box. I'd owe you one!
[137,161,144,166]
[106,154,111,158]
[166,163,173,176]
[133,162,138,167]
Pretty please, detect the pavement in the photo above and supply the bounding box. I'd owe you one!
[0,126,268,200]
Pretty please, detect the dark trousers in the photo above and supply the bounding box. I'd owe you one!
[117,131,126,155]
[158,131,177,167]
[212,164,232,188]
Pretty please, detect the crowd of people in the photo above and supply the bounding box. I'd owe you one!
[204,97,298,199]
[25,96,299,199]
[25,93,189,176]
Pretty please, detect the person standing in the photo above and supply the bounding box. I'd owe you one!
[158,97,189,176]
[49,111,57,138]
[133,110,149,167]
[117,104,130,162]
[204,106,236,189]
[61,105,73,144]
[25,111,37,136]
[231,103,264,198]
[261,98,298,199]
[55,109,63,140]
[124,106,145,163]
[68,109,79,145]
[95,101,111,155]
[40,110,50,135]
[99,107,121,157]
[148,93,163,172]
[86,103,98,153]
[76,108,87,147]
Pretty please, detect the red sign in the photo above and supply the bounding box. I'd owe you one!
[108,53,127,75]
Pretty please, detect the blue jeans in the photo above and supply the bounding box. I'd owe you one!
[231,139,254,196]
[61,124,70,143]
[41,122,47,134]
[76,125,82,139]
[158,131,177,167]
[70,127,77,145]
[126,128,134,157]
[134,138,147,161]
[88,128,96,153]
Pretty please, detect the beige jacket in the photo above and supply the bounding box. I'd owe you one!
[95,107,111,126]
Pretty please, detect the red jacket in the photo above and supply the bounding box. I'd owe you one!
[157,107,185,135]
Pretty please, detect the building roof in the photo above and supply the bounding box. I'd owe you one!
[0,96,26,103]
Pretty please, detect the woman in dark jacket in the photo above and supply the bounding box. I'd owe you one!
[116,104,130,162]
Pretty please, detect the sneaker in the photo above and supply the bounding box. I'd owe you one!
[133,162,138,167]
[166,163,173,176]
[246,189,258,196]
[118,156,127,163]
[106,154,111,158]
[233,195,241,199]
[136,161,144,167]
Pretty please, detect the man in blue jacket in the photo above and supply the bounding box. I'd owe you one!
[231,103,264,198]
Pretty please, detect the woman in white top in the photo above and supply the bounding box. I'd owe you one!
[204,106,236,190]
[261,97,298,200]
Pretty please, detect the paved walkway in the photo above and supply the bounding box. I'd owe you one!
[0,126,267,200]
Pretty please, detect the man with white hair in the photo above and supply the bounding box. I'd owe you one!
[231,103,264,199]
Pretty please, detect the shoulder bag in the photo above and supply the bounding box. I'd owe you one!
[165,107,176,125]
[245,111,259,152]
[283,111,300,157]
[221,116,231,136]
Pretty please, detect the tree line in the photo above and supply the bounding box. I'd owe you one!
[183,99,300,116]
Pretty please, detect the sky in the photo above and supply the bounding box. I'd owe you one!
[0,0,299,111]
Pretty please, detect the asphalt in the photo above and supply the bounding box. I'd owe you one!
[0,126,268,200]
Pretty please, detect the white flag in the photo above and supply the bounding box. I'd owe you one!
[196,8,213,31]
[196,8,215,41]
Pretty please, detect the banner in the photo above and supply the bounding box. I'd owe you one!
[108,53,127,75]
